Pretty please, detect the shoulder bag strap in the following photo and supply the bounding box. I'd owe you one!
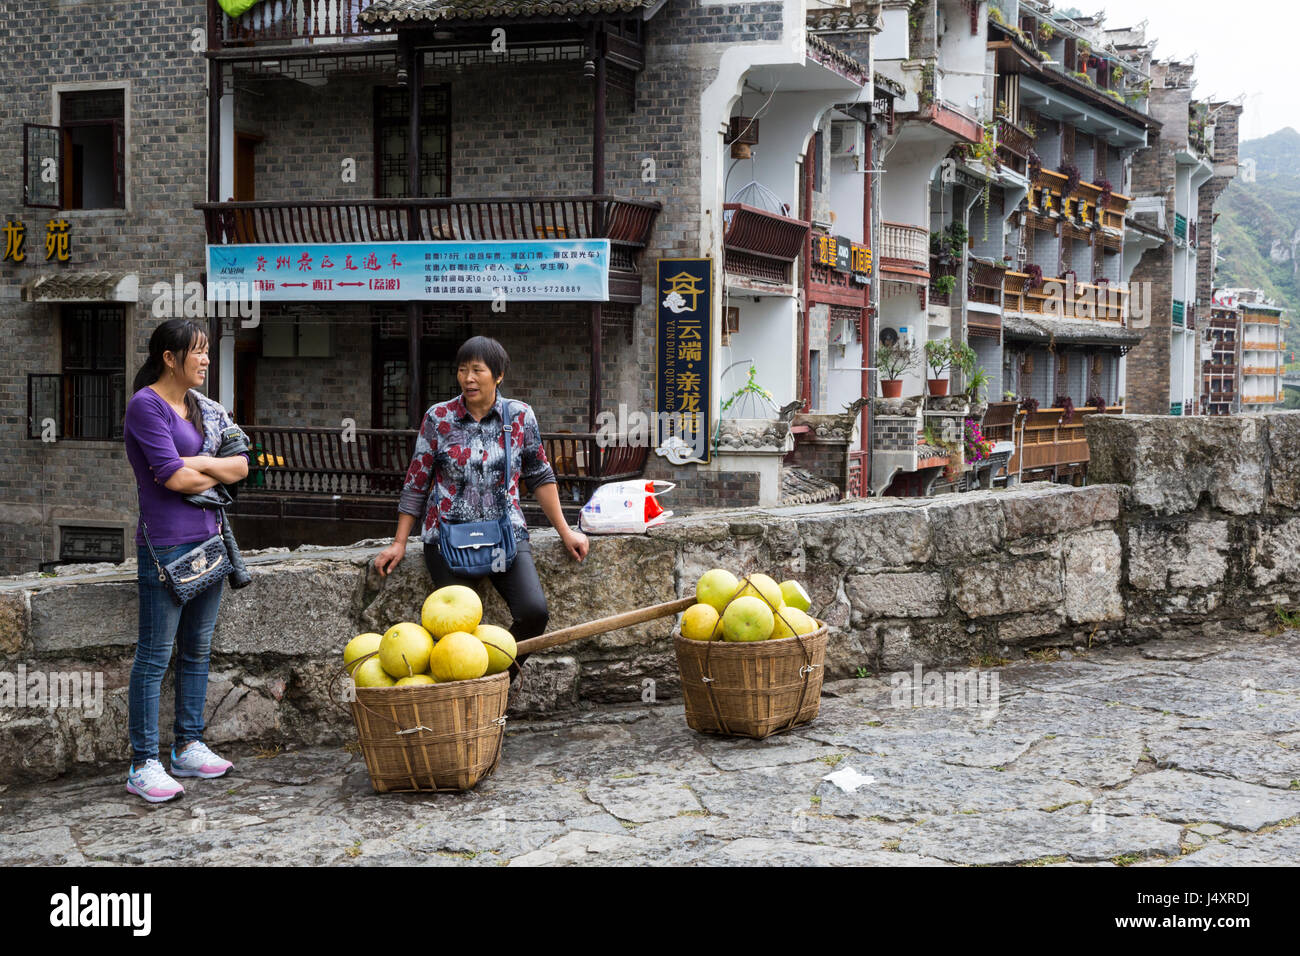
[135,490,166,582]
[500,398,514,509]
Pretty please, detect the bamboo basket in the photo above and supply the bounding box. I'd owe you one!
[673,622,828,739]
[346,670,510,793]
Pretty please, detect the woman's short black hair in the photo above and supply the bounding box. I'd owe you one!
[455,336,509,380]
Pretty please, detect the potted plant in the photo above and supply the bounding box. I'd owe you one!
[1054,394,1076,423]
[966,366,991,403]
[876,341,919,398]
[924,338,955,396]
[934,274,957,297]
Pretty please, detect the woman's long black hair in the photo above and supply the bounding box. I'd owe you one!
[132,318,208,429]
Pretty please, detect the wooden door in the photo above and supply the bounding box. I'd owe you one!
[234,132,260,242]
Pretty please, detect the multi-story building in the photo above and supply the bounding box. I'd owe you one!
[2,0,895,574]
[1125,59,1233,417]
[1203,291,1242,416]
[1230,290,1286,411]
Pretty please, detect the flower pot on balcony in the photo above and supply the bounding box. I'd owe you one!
[881,379,904,398]
[927,379,949,396]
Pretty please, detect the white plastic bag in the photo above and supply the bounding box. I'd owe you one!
[579,480,675,534]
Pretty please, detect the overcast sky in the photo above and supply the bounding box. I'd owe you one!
[1115,0,1296,142]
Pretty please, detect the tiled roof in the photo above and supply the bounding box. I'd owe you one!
[805,33,868,84]
[779,467,842,506]
[22,271,137,303]
[359,0,655,26]
[1003,313,1142,348]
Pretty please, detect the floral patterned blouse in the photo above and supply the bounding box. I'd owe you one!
[398,394,556,543]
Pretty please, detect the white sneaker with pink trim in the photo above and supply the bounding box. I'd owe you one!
[126,759,185,804]
[170,741,234,779]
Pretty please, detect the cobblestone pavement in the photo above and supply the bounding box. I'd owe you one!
[4,626,1300,867]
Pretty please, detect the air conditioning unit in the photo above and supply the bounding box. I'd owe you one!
[829,120,866,167]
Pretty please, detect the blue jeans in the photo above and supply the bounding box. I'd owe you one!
[129,542,225,765]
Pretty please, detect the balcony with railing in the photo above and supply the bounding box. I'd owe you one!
[208,0,380,49]
[995,116,1033,174]
[722,203,810,288]
[198,195,661,303]
[1018,405,1123,481]
[229,425,649,524]
[879,222,930,281]
[1003,272,1127,322]
[1029,169,1129,232]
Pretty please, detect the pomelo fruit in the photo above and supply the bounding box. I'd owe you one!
[737,573,784,611]
[379,622,434,679]
[343,632,383,675]
[770,606,818,641]
[779,580,812,613]
[429,631,490,682]
[395,674,437,686]
[422,585,483,638]
[680,603,721,641]
[721,595,775,642]
[695,568,741,613]
[353,656,397,688]
[474,624,517,675]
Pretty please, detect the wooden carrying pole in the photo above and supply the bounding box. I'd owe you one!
[515,596,696,656]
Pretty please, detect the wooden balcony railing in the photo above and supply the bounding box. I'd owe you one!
[880,222,929,275]
[1243,312,1282,326]
[209,0,377,50]
[996,117,1033,159]
[1002,272,1127,322]
[1244,341,1283,351]
[722,203,810,285]
[232,425,649,522]
[199,196,659,248]
[1018,406,1121,479]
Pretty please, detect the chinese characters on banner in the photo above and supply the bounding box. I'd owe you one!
[206,240,610,302]
[2,220,72,263]
[812,234,871,285]
[656,258,712,463]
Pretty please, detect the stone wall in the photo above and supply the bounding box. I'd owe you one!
[7,411,1300,782]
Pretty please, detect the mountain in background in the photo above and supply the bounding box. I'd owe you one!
[1215,127,1300,362]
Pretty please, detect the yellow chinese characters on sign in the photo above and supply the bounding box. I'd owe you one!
[656,258,712,463]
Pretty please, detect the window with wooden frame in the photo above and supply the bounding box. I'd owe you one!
[374,85,451,199]
[23,89,125,210]
[28,305,126,440]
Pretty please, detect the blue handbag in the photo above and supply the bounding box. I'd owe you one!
[437,401,518,577]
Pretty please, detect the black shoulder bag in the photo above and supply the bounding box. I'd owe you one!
[437,401,519,577]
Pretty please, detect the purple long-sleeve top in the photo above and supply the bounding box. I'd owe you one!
[124,387,220,548]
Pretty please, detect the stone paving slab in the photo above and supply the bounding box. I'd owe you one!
[2,628,1298,866]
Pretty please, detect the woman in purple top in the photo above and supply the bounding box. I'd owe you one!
[122,318,248,803]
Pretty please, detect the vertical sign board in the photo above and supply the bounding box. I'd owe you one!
[656,258,712,463]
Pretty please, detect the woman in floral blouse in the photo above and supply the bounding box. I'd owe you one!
[373,336,588,675]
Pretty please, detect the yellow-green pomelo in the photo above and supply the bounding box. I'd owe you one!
[378,622,434,678]
[779,580,812,613]
[695,568,741,613]
[770,606,818,641]
[680,603,721,641]
[428,631,490,682]
[721,595,775,642]
[737,573,784,611]
[395,674,437,686]
[422,585,483,638]
[343,632,383,675]
[353,656,397,688]
[474,624,517,675]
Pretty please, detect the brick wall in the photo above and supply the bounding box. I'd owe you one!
[872,415,918,452]
[0,0,210,573]
[0,0,792,570]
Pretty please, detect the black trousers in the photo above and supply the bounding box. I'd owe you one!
[423,537,548,677]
